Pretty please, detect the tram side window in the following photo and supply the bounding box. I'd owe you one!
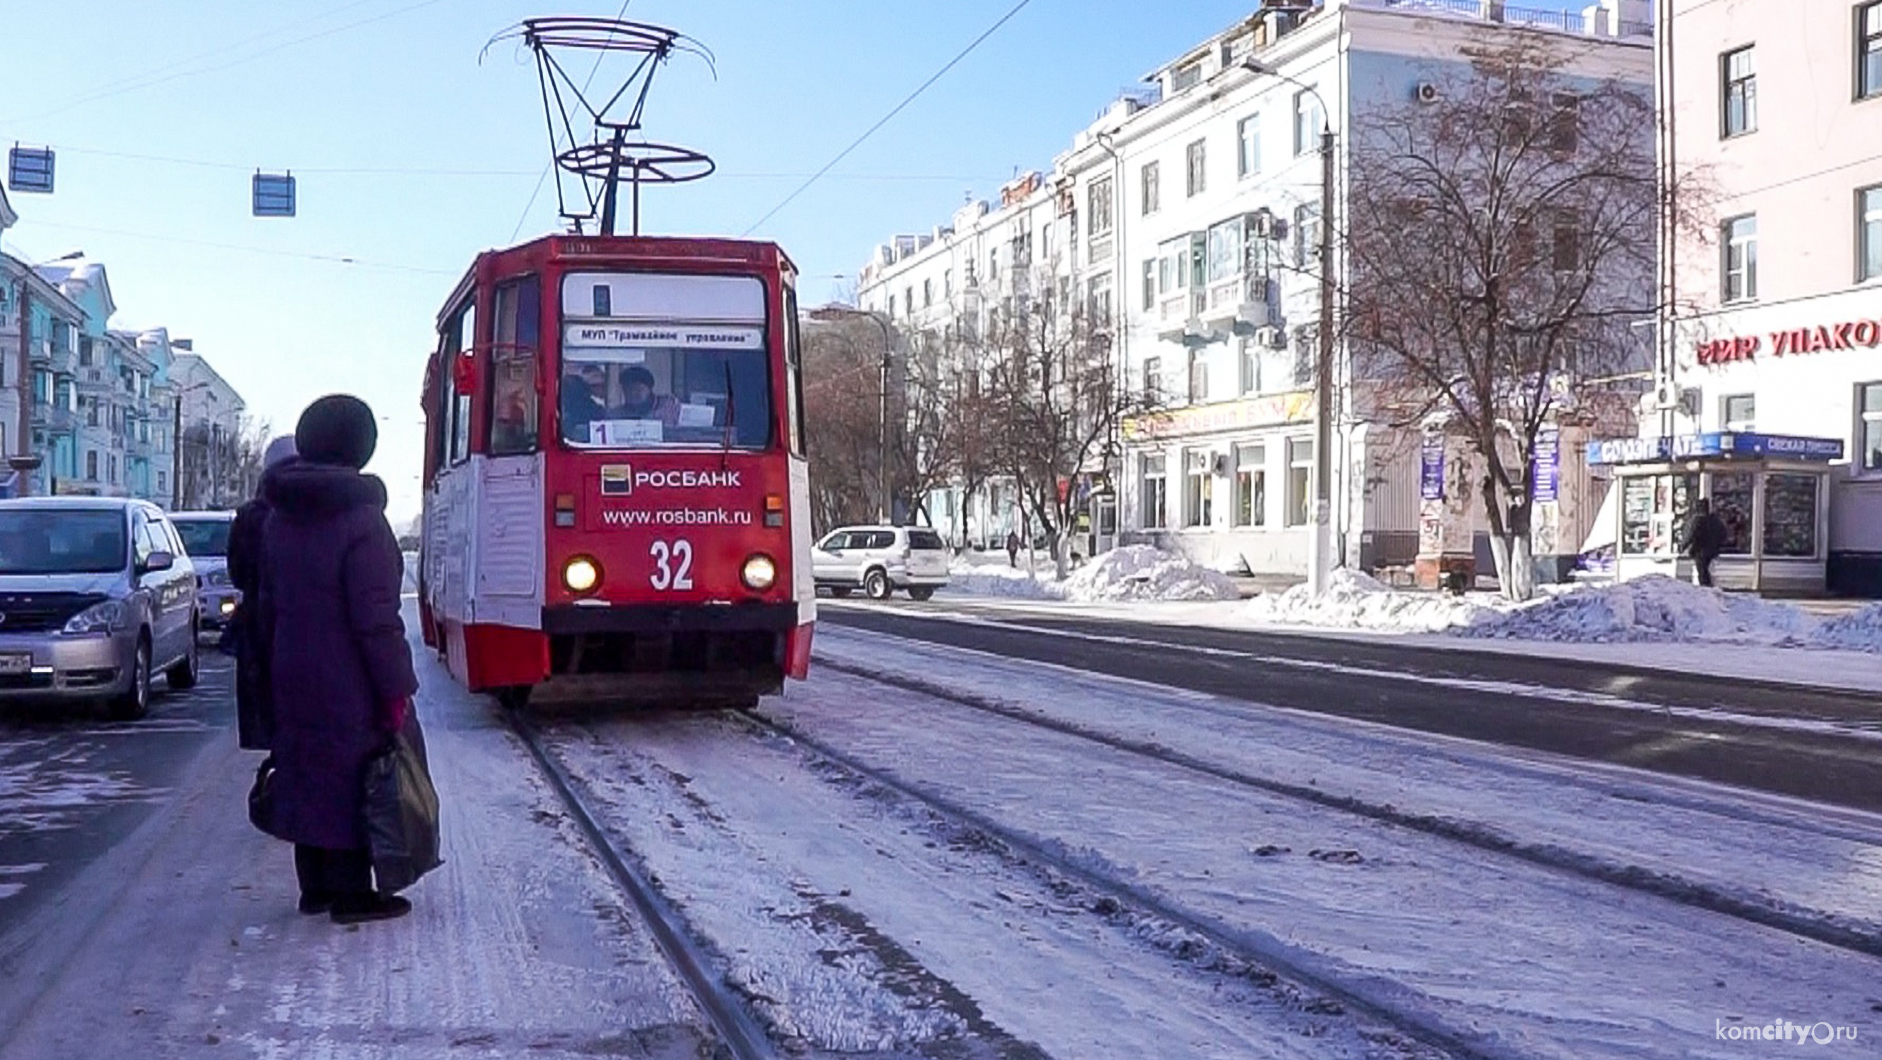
[489,277,541,456]
[449,298,477,465]
[784,285,805,456]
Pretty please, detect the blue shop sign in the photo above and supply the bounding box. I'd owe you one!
[1587,432,1845,466]
[1420,434,1445,500]
[1533,428,1560,502]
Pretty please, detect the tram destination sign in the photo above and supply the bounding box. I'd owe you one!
[564,324,762,349]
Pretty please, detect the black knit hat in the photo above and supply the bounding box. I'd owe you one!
[295,394,378,470]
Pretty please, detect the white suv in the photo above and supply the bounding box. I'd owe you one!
[812,526,951,600]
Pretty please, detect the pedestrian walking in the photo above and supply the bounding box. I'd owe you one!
[1005,530,1020,568]
[1686,497,1727,588]
[226,436,298,752]
[259,395,420,924]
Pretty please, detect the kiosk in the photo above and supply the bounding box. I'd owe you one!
[1586,433,1843,594]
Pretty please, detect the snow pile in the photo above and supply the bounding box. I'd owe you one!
[1812,603,1882,653]
[1244,568,1498,632]
[1056,545,1242,603]
[944,559,1057,599]
[1458,575,1819,645]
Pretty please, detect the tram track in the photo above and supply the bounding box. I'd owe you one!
[511,713,783,1060]
[800,653,1882,962]
[730,705,1522,1060]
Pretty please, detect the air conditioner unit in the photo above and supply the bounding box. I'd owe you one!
[1414,82,1441,104]
[1259,326,1289,350]
[1653,381,1702,415]
[1212,451,1231,476]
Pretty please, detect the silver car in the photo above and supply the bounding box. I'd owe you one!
[812,525,952,600]
[0,497,201,719]
[170,511,239,629]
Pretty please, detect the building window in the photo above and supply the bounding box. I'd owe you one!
[923,279,933,308]
[1089,177,1115,237]
[1143,356,1162,402]
[1286,438,1313,526]
[1238,114,1261,178]
[1722,394,1756,432]
[905,286,915,315]
[1294,88,1323,157]
[1295,202,1322,267]
[1183,450,1213,528]
[1861,185,1882,282]
[108,455,117,484]
[86,450,98,481]
[1722,214,1758,302]
[1142,260,1157,311]
[1142,162,1160,215]
[1861,382,1882,472]
[1721,46,1756,138]
[1207,218,1244,286]
[1141,454,1168,529]
[1233,444,1266,527]
[1240,339,1259,395]
[1859,3,1882,99]
[1172,59,1203,93]
[1549,94,1581,155]
[1552,209,1582,273]
[1186,140,1207,198]
[1087,272,1113,327]
[943,269,953,298]
[887,294,896,320]
[989,247,999,282]
[157,471,167,496]
[1293,327,1317,388]
[1188,349,1209,403]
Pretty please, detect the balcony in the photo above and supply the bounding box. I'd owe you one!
[28,339,52,367]
[1200,274,1276,336]
[31,405,77,433]
[1157,290,1223,347]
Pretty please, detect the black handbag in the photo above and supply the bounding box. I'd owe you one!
[247,755,283,838]
[361,719,443,894]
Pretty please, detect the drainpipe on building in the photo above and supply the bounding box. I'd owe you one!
[1095,129,1126,559]
[15,278,30,492]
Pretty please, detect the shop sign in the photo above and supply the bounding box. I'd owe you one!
[1587,432,1844,465]
[1420,434,1445,500]
[1532,428,1559,503]
[1122,391,1311,441]
[1695,316,1882,365]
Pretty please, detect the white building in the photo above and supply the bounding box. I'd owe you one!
[170,351,247,509]
[860,0,1654,578]
[1622,0,1882,596]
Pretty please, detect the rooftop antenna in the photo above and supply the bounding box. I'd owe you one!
[484,17,717,236]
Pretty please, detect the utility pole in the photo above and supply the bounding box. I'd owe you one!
[15,278,31,492]
[1313,122,1336,596]
[171,393,183,509]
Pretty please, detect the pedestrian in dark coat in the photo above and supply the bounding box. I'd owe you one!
[227,435,298,752]
[262,395,420,924]
[1005,530,1020,568]
[1686,497,1728,588]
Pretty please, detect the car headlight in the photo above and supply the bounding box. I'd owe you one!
[741,554,777,591]
[564,555,601,594]
[63,600,127,635]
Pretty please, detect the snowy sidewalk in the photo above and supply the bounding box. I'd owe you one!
[0,644,709,1060]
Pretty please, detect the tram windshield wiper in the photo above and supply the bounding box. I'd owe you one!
[720,359,735,471]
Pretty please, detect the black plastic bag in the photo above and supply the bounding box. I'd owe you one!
[361,718,442,894]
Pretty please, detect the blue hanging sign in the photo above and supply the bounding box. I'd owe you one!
[1533,427,1559,502]
[8,146,54,194]
[252,172,296,217]
[1420,433,1445,500]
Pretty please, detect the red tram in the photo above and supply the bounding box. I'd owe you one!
[417,235,814,707]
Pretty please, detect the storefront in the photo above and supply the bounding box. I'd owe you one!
[1587,432,1843,594]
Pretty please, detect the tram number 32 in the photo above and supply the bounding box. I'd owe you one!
[649,540,695,591]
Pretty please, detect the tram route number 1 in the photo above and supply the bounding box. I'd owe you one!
[649,539,695,591]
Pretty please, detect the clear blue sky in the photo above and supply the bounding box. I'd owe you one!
[0,0,1590,524]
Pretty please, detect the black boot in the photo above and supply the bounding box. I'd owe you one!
[331,893,411,925]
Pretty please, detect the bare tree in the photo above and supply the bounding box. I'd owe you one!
[802,317,885,533]
[983,290,1148,578]
[1346,38,1683,600]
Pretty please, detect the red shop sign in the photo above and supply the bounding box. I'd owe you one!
[1696,316,1882,365]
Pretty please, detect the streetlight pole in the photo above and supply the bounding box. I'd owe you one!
[1245,59,1337,595]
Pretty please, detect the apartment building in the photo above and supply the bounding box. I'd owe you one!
[860,0,1654,577]
[1641,0,1882,594]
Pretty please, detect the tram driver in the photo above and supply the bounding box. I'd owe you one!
[613,365,680,427]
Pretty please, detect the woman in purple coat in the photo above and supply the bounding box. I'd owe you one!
[262,395,419,924]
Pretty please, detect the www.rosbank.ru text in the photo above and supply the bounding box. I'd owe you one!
[602,509,753,527]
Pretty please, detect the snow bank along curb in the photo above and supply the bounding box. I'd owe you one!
[947,545,1240,603]
[1246,571,1882,655]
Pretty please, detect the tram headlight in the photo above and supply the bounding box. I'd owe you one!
[563,555,602,594]
[740,553,777,591]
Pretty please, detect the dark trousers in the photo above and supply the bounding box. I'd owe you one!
[1694,554,1717,588]
[294,844,373,901]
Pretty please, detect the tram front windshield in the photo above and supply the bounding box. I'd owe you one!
[559,333,772,450]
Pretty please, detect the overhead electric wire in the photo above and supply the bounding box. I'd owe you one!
[18,220,458,276]
[740,0,1037,237]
